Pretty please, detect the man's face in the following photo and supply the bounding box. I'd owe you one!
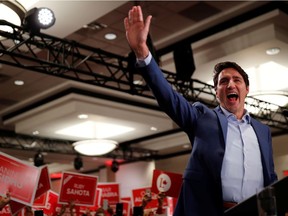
[215,68,249,118]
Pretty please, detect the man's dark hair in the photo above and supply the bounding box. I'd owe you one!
[213,61,249,89]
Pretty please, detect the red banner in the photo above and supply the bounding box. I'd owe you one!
[35,166,51,199]
[120,199,131,216]
[95,188,102,208]
[59,172,98,206]
[0,196,11,216]
[8,200,26,216]
[0,152,40,206]
[42,190,59,216]
[33,192,48,208]
[151,169,182,198]
[132,187,169,209]
[97,183,120,207]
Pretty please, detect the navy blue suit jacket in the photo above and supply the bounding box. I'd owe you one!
[139,58,278,216]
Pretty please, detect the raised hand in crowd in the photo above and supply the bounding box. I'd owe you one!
[0,192,11,211]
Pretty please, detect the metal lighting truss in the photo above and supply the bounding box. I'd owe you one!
[0,20,287,134]
[0,129,158,161]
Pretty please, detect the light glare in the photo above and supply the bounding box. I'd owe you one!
[55,121,134,139]
[37,8,54,26]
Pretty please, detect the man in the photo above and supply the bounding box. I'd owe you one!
[124,6,278,216]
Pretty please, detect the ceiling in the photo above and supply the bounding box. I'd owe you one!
[0,1,288,175]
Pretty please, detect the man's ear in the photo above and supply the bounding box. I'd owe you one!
[215,88,218,97]
[246,86,249,96]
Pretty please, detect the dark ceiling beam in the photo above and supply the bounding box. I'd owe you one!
[156,1,288,56]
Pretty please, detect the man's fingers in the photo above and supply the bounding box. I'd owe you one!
[128,6,144,24]
[136,6,144,22]
[123,17,129,31]
[144,15,152,32]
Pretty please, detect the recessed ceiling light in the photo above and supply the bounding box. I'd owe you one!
[266,47,280,55]
[150,126,158,131]
[183,144,190,149]
[78,114,88,119]
[104,33,117,40]
[33,130,39,135]
[14,80,24,85]
[133,80,143,85]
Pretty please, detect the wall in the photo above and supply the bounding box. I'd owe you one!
[155,154,190,174]
[115,161,155,198]
[272,134,288,179]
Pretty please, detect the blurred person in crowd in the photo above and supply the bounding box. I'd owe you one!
[0,192,10,211]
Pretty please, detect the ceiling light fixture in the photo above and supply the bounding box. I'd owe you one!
[150,126,158,131]
[78,114,88,119]
[266,47,280,55]
[104,33,117,40]
[14,80,24,85]
[73,139,118,156]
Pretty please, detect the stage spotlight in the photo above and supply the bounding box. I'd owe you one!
[74,155,83,170]
[111,159,119,173]
[22,7,55,34]
[34,151,44,167]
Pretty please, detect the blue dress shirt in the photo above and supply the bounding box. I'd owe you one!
[220,107,264,202]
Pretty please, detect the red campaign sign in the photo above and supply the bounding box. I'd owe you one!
[33,192,48,207]
[42,190,59,216]
[8,200,26,216]
[78,188,102,214]
[0,196,11,216]
[0,204,11,216]
[132,187,168,209]
[121,197,131,202]
[121,197,132,216]
[151,169,182,198]
[97,183,120,206]
[95,188,102,208]
[35,166,51,199]
[59,172,98,206]
[121,200,131,216]
[0,152,40,206]
[132,187,157,209]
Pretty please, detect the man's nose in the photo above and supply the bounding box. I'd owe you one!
[227,80,235,88]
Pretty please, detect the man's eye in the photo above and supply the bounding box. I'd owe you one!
[220,80,228,84]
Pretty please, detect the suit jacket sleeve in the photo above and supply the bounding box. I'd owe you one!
[138,57,205,133]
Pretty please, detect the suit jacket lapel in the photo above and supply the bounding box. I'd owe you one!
[214,106,228,148]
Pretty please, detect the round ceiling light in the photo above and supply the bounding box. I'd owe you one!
[73,139,118,156]
[266,47,280,55]
[104,33,117,40]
